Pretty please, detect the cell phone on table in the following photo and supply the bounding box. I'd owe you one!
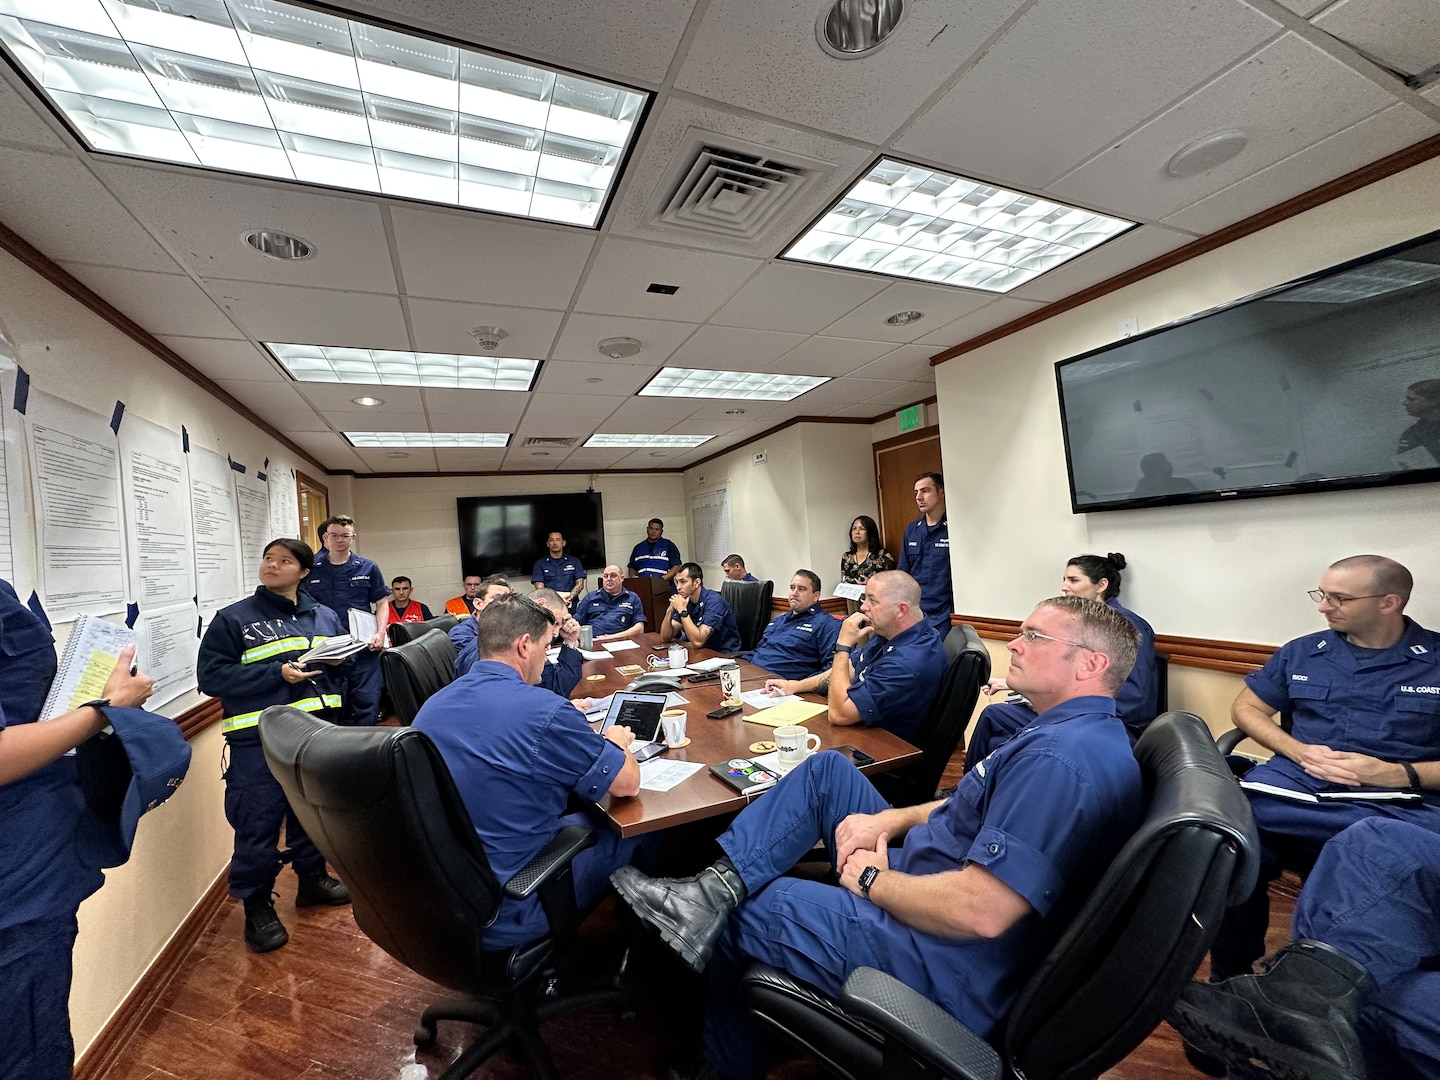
[832,745,875,766]
[632,741,667,763]
[707,704,743,719]
[687,671,721,684]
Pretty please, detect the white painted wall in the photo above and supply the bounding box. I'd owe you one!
[935,157,1440,647]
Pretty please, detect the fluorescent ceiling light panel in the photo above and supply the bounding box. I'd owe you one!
[639,368,829,401]
[345,432,510,447]
[784,158,1133,292]
[583,434,714,448]
[0,0,646,227]
[266,343,538,390]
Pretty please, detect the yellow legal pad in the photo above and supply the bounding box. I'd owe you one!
[743,700,829,727]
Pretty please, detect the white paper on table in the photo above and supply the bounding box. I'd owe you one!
[638,758,706,792]
[602,639,640,652]
[833,582,865,601]
[740,688,799,709]
[580,649,612,660]
[664,692,690,707]
[546,646,560,661]
[687,656,731,673]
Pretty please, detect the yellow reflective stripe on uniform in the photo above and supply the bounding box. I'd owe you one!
[241,637,311,664]
[221,694,339,733]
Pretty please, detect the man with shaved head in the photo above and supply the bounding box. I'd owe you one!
[574,565,645,642]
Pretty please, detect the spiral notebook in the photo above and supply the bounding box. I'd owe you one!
[40,614,140,721]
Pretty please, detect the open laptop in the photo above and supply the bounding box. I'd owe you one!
[595,690,668,743]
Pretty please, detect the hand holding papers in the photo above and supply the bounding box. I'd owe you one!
[41,615,142,720]
[295,609,377,664]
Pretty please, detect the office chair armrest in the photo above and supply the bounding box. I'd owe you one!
[1215,727,1248,756]
[503,824,598,901]
[840,968,1002,1080]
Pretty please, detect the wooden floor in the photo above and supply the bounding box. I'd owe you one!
[103,751,1298,1080]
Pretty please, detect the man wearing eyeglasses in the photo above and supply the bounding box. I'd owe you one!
[305,515,391,726]
[1207,554,1440,995]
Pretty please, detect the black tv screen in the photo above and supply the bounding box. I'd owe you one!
[457,492,605,580]
[1056,229,1440,512]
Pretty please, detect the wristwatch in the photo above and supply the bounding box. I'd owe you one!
[80,698,111,712]
[835,643,854,654]
[858,865,881,899]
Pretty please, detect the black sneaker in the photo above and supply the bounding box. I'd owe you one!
[295,869,351,908]
[243,894,289,953]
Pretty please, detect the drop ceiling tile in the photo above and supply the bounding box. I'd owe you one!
[431,447,509,472]
[522,393,631,419]
[94,161,398,292]
[765,337,894,376]
[668,325,809,371]
[1006,226,1199,303]
[1314,0,1440,76]
[847,344,939,383]
[1426,80,1440,106]
[672,0,1023,142]
[291,384,427,412]
[821,283,994,343]
[895,0,1280,189]
[323,411,432,432]
[683,397,788,422]
[391,207,596,307]
[1273,0,1330,14]
[213,379,330,431]
[286,430,366,471]
[1162,103,1440,234]
[59,265,242,338]
[1049,33,1401,222]
[421,389,531,426]
[783,377,907,408]
[595,398,701,428]
[710,264,889,333]
[915,297,1049,350]
[354,447,439,472]
[406,298,565,357]
[205,281,409,348]
[0,66,69,151]
[535,360,656,395]
[550,313,699,365]
[159,337,282,382]
[574,238,763,321]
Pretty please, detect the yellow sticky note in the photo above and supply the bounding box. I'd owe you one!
[65,650,121,711]
[744,700,829,727]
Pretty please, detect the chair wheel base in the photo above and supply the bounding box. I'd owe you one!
[414,1023,437,1049]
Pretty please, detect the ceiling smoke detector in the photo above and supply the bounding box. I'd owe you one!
[1166,131,1248,178]
[468,325,509,351]
[598,337,642,359]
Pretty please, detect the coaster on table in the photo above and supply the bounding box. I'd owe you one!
[748,740,777,754]
[585,673,607,681]
[664,738,692,749]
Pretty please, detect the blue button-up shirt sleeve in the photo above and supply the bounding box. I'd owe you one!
[539,645,583,697]
[566,726,630,801]
[364,560,390,604]
[1245,641,1297,714]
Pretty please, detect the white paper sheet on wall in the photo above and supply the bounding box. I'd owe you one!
[234,465,270,588]
[119,413,196,610]
[187,444,243,620]
[138,599,200,708]
[266,462,299,540]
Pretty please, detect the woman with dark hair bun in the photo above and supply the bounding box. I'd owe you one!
[840,515,895,615]
[967,552,1158,768]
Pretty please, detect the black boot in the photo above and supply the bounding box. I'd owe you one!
[611,859,747,974]
[1168,939,1376,1080]
[243,892,289,953]
[295,867,351,907]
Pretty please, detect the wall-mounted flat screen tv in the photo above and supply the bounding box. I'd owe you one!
[1056,229,1440,513]
[457,492,605,580]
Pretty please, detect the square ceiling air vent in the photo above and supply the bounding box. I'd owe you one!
[522,437,577,447]
[655,143,813,240]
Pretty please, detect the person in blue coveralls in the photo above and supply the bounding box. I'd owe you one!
[304,515,390,725]
[740,570,840,682]
[1171,817,1440,1080]
[198,538,353,954]
[721,555,758,582]
[611,595,1144,1080]
[628,517,682,582]
[897,471,953,638]
[1208,554,1440,989]
[414,594,655,949]
[660,563,742,655]
[574,564,646,643]
[530,530,585,607]
[968,552,1157,765]
[0,581,159,1079]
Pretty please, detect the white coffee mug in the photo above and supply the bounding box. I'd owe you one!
[774,725,822,771]
[668,644,688,670]
[661,710,687,747]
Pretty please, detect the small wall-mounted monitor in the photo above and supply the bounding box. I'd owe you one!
[1055,229,1440,513]
[457,492,605,579]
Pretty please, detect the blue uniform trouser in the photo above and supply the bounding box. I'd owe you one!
[1294,819,1440,1080]
[0,915,78,1080]
[966,701,1034,769]
[703,752,892,1080]
[345,649,383,726]
[223,735,324,900]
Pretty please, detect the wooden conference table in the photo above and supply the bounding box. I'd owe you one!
[577,633,920,837]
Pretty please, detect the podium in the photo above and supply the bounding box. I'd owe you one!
[624,575,673,633]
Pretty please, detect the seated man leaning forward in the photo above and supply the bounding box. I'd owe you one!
[740,570,840,681]
[415,594,651,948]
[612,595,1144,1080]
[574,564,646,643]
[660,562,743,655]
[765,570,946,742]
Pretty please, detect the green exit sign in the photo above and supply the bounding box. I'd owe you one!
[897,404,923,432]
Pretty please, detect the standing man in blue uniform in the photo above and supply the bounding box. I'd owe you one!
[414,595,653,948]
[305,515,391,726]
[628,517,682,582]
[531,530,585,607]
[1209,554,1440,986]
[0,581,159,1079]
[897,471,954,638]
[574,564,646,643]
[612,595,1143,1080]
[660,563,743,654]
[741,570,840,681]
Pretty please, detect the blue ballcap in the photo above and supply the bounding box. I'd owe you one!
[75,704,191,868]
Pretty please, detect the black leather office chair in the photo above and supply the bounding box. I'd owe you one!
[1153,650,1170,717]
[258,706,623,1080]
[381,628,457,725]
[742,710,1259,1080]
[879,623,990,807]
[721,578,774,652]
[389,612,459,646]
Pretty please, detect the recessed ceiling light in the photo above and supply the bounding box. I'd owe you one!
[351,396,385,407]
[243,228,313,260]
[649,451,668,457]
[597,336,641,359]
[639,368,828,401]
[583,434,714,448]
[585,377,604,384]
[784,158,1133,293]
[885,310,923,326]
[724,408,747,415]
[1166,130,1249,178]
[267,344,538,390]
[344,432,510,447]
[531,450,550,457]
[383,451,410,458]
[817,0,907,60]
[0,0,647,228]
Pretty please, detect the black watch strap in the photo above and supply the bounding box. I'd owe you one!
[859,865,880,898]
[80,698,111,712]
[835,643,854,654]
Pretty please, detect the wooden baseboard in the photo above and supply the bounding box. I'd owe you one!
[956,614,1274,674]
[74,870,230,1080]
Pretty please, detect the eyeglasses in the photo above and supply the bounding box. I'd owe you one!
[1306,590,1386,606]
[325,531,355,540]
[1015,628,1094,650]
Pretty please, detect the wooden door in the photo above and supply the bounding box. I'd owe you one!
[873,427,943,558]
[296,470,329,548]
